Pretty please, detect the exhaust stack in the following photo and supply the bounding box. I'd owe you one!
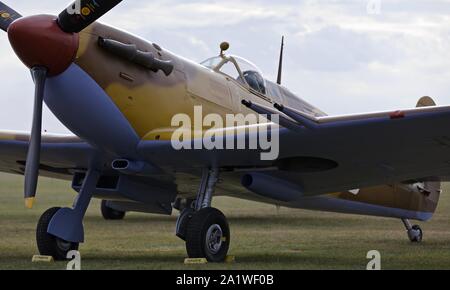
[98,37,174,76]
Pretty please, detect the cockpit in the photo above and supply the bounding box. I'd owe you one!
[200,42,327,117]
[201,55,267,95]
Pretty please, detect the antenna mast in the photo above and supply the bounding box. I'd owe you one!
[276,36,285,85]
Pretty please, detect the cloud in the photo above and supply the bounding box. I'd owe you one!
[1,0,450,132]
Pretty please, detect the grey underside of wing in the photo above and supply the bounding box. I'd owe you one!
[0,140,95,179]
[138,109,450,196]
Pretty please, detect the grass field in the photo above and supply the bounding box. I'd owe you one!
[0,173,450,270]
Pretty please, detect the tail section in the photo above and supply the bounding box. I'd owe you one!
[292,96,442,221]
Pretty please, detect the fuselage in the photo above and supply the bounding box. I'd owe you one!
[39,22,440,221]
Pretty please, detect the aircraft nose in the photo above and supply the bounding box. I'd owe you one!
[7,15,79,76]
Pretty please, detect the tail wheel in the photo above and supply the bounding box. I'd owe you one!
[409,225,423,243]
[185,207,230,263]
[36,207,79,261]
[101,200,126,220]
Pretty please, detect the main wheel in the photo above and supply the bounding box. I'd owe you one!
[185,207,230,263]
[36,207,79,261]
[101,200,126,220]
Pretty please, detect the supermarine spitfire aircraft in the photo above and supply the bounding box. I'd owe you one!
[0,0,447,262]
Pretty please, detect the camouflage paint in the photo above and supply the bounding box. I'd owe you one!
[66,23,442,216]
[74,23,276,141]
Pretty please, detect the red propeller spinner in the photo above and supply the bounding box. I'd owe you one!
[7,15,79,76]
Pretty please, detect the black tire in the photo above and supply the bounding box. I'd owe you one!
[176,207,195,241]
[185,207,230,263]
[101,200,126,220]
[36,207,79,261]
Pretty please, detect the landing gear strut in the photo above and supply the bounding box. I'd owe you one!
[176,168,230,262]
[402,219,423,243]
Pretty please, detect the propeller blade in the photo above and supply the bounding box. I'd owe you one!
[57,0,123,33]
[24,66,47,209]
[0,1,22,32]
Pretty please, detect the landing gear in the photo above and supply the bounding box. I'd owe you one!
[35,169,99,260]
[101,200,126,220]
[36,207,79,260]
[176,168,230,262]
[402,219,423,243]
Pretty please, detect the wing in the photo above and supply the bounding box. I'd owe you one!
[137,104,450,196]
[0,130,96,180]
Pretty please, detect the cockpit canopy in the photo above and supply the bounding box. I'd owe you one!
[201,55,267,95]
[201,53,326,117]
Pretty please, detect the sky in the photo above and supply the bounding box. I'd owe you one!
[1,0,450,133]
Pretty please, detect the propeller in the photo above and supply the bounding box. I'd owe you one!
[58,0,123,33]
[0,0,123,207]
[0,2,21,32]
[24,67,47,209]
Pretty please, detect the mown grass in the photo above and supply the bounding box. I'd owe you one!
[0,173,449,270]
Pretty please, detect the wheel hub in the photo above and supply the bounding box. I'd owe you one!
[56,238,72,252]
[206,224,223,254]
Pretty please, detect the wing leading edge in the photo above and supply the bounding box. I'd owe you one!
[0,130,95,179]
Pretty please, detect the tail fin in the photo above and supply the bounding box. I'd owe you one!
[416,96,436,108]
